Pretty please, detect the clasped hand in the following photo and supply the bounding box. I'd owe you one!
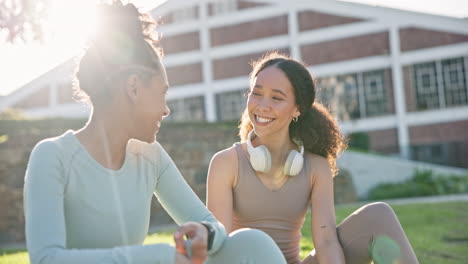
[174,221,209,264]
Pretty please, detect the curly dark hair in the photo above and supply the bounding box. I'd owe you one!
[74,0,163,106]
[239,52,347,176]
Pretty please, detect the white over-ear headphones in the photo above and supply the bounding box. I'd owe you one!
[246,130,304,176]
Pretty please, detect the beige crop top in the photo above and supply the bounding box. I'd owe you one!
[231,143,312,264]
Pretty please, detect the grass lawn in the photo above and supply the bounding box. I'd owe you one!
[1,201,467,264]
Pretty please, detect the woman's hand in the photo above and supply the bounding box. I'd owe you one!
[173,221,208,264]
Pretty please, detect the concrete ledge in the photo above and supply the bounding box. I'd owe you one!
[338,151,468,198]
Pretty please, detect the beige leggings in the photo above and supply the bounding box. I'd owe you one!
[302,202,419,264]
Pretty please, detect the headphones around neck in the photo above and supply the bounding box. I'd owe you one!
[246,130,304,176]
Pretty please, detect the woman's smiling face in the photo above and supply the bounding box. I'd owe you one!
[247,66,300,138]
[131,66,170,144]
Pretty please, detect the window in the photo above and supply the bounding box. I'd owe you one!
[412,56,468,111]
[363,70,387,116]
[317,70,388,121]
[317,76,340,115]
[172,6,198,23]
[318,74,362,121]
[338,74,361,120]
[216,90,246,121]
[211,0,238,16]
[166,99,183,121]
[442,58,467,107]
[334,74,361,120]
[414,62,439,110]
[411,144,450,166]
[317,75,356,120]
[166,96,205,122]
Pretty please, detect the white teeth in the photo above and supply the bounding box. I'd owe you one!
[256,115,273,123]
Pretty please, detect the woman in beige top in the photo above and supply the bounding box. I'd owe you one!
[207,52,419,264]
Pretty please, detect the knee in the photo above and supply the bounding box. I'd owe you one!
[210,228,285,263]
[367,202,394,214]
[358,202,396,219]
[229,228,275,245]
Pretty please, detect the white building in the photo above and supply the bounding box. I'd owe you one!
[1,0,468,168]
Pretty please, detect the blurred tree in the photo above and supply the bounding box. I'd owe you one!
[0,0,51,43]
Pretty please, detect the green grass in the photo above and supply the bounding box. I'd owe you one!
[0,249,28,264]
[2,202,467,264]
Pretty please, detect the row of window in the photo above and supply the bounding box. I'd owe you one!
[315,56,468,120]
[413,57,468,110]
[167,0,239,24]
[14,55,466,124]
[164,68,390,122]
[165,67,390,122]
[317,70,389,121]
[165,69,389,122]
[166,96,206,122]
[164,56,467,122]
[410,142,465,168]
[165,90,247,122]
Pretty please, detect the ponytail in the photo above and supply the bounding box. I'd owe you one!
[74,0,162,106]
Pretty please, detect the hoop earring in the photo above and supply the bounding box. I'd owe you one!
[293,116,298,122]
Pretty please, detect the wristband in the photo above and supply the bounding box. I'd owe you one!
[200,221,215,251]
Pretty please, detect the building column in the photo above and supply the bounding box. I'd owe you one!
[357,73,367,118]
[435,60,446,108]
[288,6,301,60]
[389,25,410,159]
[464,56,468,99]
[199,0,216,122]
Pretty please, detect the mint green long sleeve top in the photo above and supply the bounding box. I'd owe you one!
[23,130,226,264]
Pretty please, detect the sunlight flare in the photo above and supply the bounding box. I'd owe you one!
[44,0,98,44]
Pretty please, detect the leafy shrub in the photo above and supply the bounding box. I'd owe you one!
[367,169,468,200]
[348,132,369,152]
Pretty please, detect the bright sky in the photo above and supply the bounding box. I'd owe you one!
[0,0,467,96]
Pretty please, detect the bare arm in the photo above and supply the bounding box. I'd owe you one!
[310,156,345,264]
[206,148,237,233]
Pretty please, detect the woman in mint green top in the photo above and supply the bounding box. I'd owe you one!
[23,1,286,264]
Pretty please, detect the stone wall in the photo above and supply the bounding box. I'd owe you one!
[149,122,241,226]
[0,120,357,245]
[0,185,23,243]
